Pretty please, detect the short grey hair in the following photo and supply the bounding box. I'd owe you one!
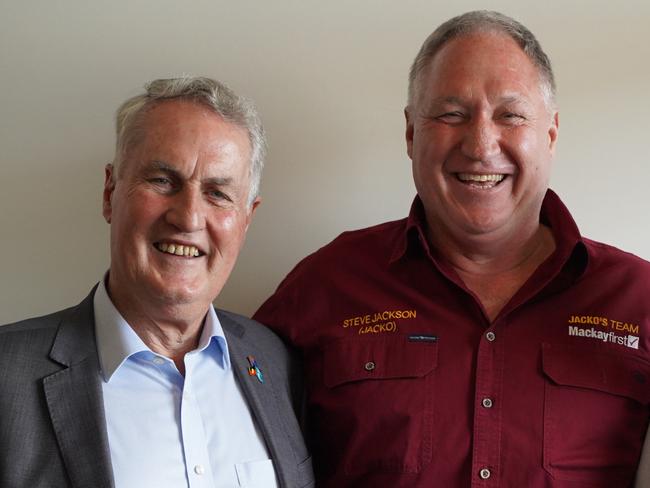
[407,10,556,109]
[113,76,266,207]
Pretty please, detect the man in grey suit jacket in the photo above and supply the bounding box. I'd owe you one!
[0,76,314,488]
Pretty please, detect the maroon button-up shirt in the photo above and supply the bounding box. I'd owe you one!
[254,190,650,487]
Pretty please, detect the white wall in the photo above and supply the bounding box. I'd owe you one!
[1,0,648,324]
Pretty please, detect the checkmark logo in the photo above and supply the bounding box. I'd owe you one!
[628,336,640,349]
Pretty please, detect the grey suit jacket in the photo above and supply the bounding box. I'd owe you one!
[0,288,314,488]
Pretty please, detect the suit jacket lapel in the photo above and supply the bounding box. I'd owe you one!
[44,289,114,488]
[221,314,294,487]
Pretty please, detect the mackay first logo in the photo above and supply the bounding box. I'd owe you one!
[567,315,640,349]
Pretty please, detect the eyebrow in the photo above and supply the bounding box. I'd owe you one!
[497,94,529,106]
[428,94,527,106]
[147,160,180,175]
[420,94,534,116]
[146,160,233,186]
[428,96,466,107]
[203,176,233,186]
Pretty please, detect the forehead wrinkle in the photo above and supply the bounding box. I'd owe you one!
[415,33,554,112]
[435,96,466,106]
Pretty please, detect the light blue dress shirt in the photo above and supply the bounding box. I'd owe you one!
[93,280,278,488]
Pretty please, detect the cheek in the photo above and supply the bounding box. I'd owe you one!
[504,130,542,167]
[508,131,554,185]
[218,212,238,230]
[112,190,164,233]
[208,212,249,247]
[414,127,458,167]
[413,126,436,153]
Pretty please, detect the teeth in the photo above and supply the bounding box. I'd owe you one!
[155,242,200,257]
[457,173,505,183]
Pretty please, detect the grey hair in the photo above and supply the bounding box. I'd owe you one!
[113,76,266,207]
[407,10,556,109]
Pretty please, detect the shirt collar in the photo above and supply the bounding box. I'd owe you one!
[389,195,434,264]
[390,189,589,277]
[93,276,231,382]
[539,189,585,259]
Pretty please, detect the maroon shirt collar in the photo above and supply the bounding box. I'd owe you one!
[391,189,589,284]
[389,196,429,263]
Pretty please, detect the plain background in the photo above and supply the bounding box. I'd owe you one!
[1,1,648,324]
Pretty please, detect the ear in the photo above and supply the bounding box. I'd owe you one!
[245,197,261,231]
[548,111,559,155]
[405,107,415,160]
[103,164,116,223]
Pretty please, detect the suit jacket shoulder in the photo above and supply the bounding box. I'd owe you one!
[0,291,114,488]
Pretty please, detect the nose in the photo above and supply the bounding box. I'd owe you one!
[165,186,206,232]
[461,116,500,162]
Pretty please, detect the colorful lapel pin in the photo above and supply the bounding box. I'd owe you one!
[246,355,264,383]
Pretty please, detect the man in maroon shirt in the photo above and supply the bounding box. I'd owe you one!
[255,10,650,488]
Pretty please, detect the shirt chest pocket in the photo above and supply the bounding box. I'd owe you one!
[542,343,650,486]
[316,335,438,476]
[235,459,278,487]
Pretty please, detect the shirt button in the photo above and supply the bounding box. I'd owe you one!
[479,467,491,479]
[482,398,493,408]
[364,361,376,371]
[194,464,205,475]
[486,331,496,342]
[152,357,165,365]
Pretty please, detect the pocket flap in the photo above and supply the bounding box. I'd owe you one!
[323,334,438,388]
[542,343,650,404]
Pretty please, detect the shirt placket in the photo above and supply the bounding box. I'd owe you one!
[471,322,505,487]
[181,354,216,488]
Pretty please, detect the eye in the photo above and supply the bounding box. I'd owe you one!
[207,189,233,203]
[149,177,172,185]
[146,176,178,194]
[147,176,175,189]
[435,111,466,124]
[501,112,526,124]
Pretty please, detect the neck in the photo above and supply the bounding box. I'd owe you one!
[428,221,556,321]
[106,282,207,375]
[429,213,550,270]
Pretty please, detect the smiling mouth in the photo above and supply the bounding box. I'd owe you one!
[154,242,203,258]
[456,173,506,189]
